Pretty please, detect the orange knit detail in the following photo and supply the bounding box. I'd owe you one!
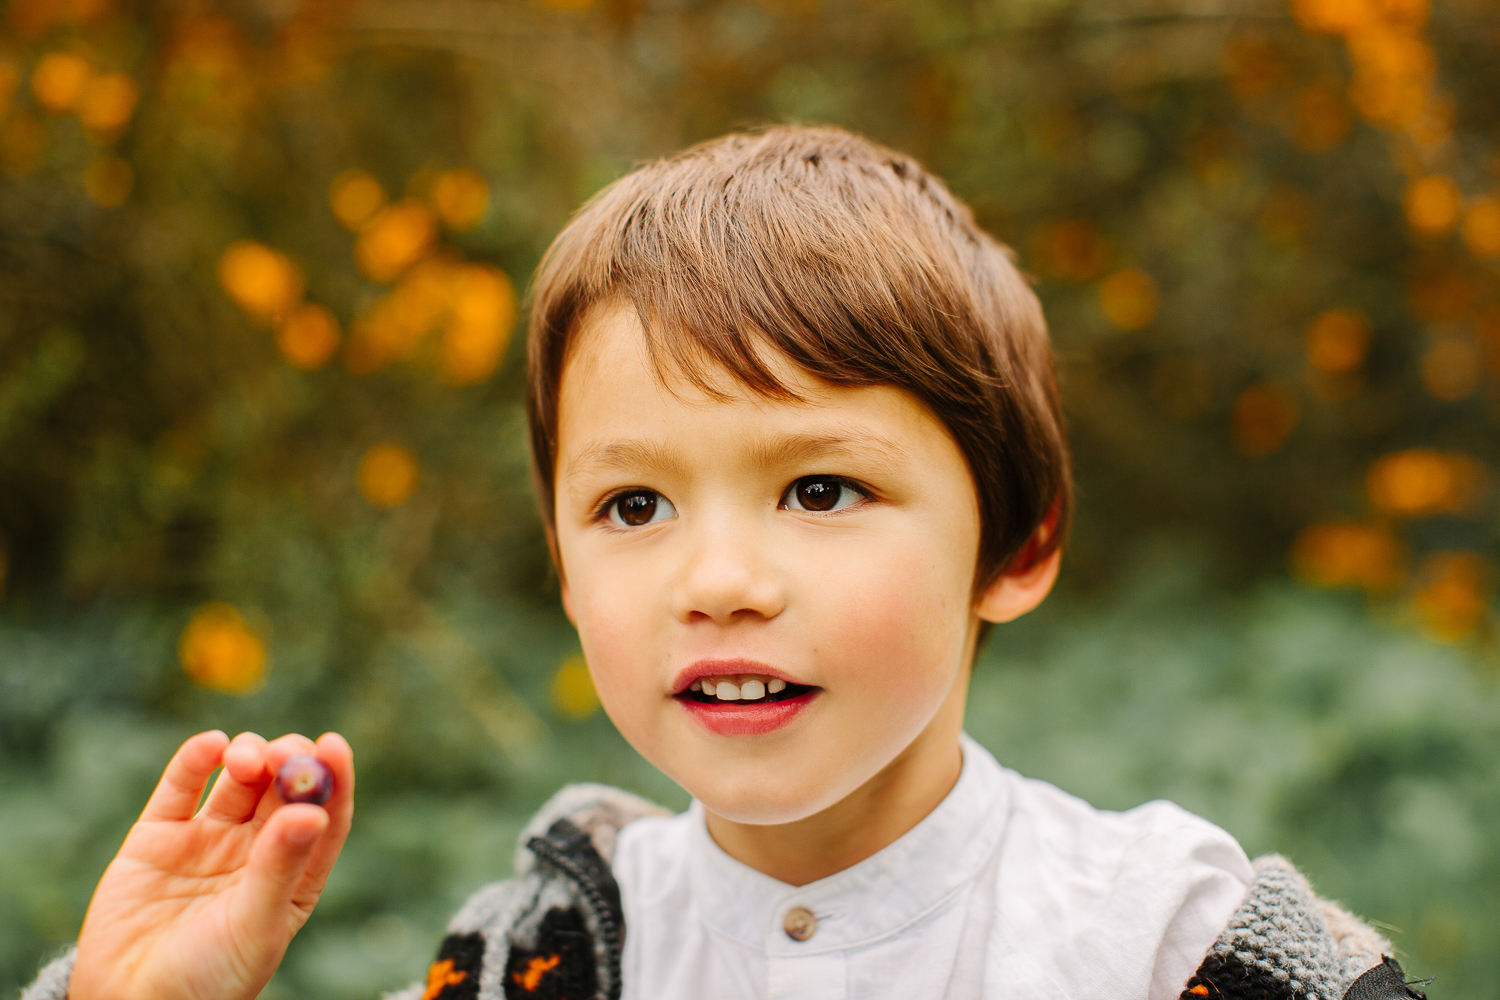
[421,959,467,1000]
[513,953,562,991]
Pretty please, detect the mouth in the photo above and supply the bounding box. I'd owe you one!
[675,673,818,706]
[672,662,820,735]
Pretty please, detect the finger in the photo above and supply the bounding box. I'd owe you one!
[199,732,271,823]
[250,733,322,824]
[140,731,230,822]
[223,731,271,784]
[294,732,355,892]
[235,803,329,941]
[261,733,320,779]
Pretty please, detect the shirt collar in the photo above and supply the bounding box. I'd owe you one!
[685,733,1008,954]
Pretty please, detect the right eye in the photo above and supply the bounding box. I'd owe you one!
[604,490,677,528]
[780,476,866,513]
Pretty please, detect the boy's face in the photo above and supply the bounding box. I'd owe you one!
[553,301,991,825]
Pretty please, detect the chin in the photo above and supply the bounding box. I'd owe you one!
[684,764,860,826]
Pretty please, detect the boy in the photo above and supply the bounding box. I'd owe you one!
[32,126,1415,1000]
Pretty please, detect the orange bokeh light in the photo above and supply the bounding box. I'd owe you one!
[1402,175,1461,236]
[1420,337,1481,402]
[442,264,516,385]
[77,72,139,135]
[218,240,303,323]
[355,199,435,282]
[179,602,267,694]
[1037,220,1110,282]
[9,0,114,37]
[358,443,420,508]
[167,16,246,95]
[1222,37,1283,99]
[1349,70,1429,129]
[1231,384,1300,457]
[1098,268,1159,330]
[1292,0,1442,170]
[1367,449,1484,516]
[1291,85,1353,152]
[1344,23,1436,129]
[0,114,46,175]
[430,168,490,232]
[329,168,387,231]
[277,302,341,370]
[552,655,600,719]
[1411,551,1492,642]
[1305,308,1370,374]
[1347,26,1433,80]
[31,51,93,111]
[1406,269,1471,324]
[343,258,516,383]
[1291,0,1376,36]
[1290,521,1406,592]
[345,258,456,373]
[1460,195,1500,259]
[1378,0,1430,31]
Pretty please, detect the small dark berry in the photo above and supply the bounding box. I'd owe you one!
[276,754,334,805]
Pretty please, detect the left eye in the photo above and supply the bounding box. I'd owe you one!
[781,477,864,513]
[606,490,677,527]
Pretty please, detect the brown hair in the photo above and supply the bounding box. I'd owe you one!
[527,125,1070,598]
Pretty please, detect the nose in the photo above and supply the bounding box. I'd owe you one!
[671,515,787,625]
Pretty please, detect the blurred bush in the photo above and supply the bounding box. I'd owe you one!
[0,0,1497,994]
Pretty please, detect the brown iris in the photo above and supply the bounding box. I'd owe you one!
[616,491,658,525]
[794,477,842,511]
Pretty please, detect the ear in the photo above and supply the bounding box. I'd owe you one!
[978,515,1062,626]
[975,545,1061,624]
[560,579,578,626]
[978,498,1063,624]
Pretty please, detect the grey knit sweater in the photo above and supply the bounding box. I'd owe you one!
[22,784,1427,1000]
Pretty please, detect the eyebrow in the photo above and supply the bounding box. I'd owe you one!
[564,439,690,483]
[563,428,906,492]
[747,430,905,470]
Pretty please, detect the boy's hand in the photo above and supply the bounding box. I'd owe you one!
[70,730,355,1000]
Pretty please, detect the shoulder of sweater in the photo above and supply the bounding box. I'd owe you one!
[511,782,672,875]
[411,782,669,1000]
[19,947,74,1000]
[1181,854,1429,1000]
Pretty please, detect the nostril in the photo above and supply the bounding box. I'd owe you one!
[673,551,788,624]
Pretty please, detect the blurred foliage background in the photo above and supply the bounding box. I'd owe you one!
[0,0,1497,995]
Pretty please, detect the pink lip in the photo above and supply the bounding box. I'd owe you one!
[671,658,819,736]
[679,691,817,736]
[670,658,807,695]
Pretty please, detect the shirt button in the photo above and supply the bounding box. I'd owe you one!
[783,905,818,942]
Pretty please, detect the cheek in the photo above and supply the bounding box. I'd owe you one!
[566,563,664,717]
[812,534,972,691]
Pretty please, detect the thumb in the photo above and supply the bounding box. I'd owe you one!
[237,805,329,941]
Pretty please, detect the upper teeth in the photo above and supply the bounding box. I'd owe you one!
[690,675,788,701]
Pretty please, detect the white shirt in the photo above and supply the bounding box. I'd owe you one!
[613,734,1251,1000]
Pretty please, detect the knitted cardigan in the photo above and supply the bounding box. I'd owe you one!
[23,783,1429,1000]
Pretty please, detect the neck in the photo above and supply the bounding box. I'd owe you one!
[702,670,968,887]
